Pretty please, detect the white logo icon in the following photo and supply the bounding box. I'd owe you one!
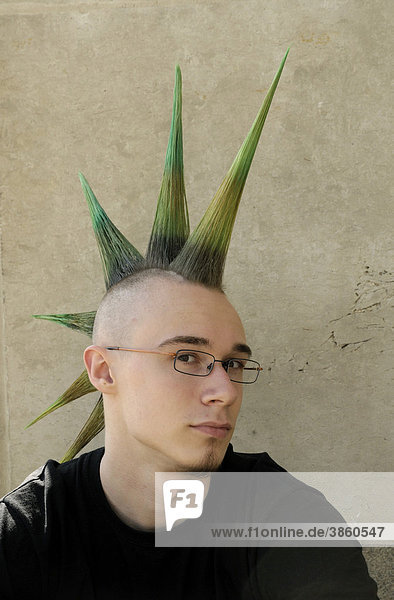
[163,479,205,531]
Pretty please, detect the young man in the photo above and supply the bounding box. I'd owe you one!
[0,269,379,598]
[0,55,379,597]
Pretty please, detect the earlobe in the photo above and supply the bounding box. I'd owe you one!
[84,345,115,393]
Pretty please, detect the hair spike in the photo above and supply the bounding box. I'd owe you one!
[60,396,104,463]
[171,49,289,286]
[25,370,96,428]
[79,173,145,289]
[146,65,190,267]
[33,311,96,337]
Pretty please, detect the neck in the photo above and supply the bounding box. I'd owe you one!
[100,440,219,531]
[100,443,165,530]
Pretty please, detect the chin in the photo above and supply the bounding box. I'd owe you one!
[175,440,227,473]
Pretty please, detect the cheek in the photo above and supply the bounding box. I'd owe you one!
[230,388,243,416]
[117,366,195,427]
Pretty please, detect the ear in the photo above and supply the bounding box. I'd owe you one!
[84,345,115,394]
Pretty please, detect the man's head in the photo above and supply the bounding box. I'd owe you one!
[84,269,249,471]
[31,53,288,462]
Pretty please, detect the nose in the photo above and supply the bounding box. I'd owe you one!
[199,361,241,406]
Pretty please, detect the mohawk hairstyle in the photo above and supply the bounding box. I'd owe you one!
[28,50,289,462]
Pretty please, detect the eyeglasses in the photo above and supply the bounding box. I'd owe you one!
[105,347,263,384]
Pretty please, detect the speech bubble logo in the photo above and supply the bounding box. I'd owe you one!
[163,479,205,531]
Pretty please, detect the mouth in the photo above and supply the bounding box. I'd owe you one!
[190,422,232,439]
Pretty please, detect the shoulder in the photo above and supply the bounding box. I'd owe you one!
[0,448,104,598]
[0,447,104,529]
[220,445,346,523]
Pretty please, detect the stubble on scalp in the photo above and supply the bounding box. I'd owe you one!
[92,269,188,347]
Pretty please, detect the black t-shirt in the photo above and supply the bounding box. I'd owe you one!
[0,444,378,599]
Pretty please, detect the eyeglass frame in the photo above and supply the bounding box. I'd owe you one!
[105,346,263,384]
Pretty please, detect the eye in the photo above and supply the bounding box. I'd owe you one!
[176,352,200,364]
[226,359,246,370]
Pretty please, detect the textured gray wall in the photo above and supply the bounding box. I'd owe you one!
[1,2,393,595]
[1,1,393,488]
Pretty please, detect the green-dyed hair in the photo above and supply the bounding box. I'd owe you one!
[28,51,289,462]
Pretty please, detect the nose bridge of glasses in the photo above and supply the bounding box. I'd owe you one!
[218,358,229,372]
[209,358,230,375]
[195,355,230,380]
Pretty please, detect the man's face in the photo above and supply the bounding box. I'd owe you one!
[105,277,249,471]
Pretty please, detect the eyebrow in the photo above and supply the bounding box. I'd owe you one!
[232,343,252,357]
[158,335,252,357]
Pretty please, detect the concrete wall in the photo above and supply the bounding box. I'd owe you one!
[1,1,393,488]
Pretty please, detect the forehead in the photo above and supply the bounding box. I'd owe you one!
[124,278,246,348]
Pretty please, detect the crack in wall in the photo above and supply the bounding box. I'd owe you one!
[327,265,394,353]
[330,266,394,324]
[326,331,372,350]
[261,265,393,380]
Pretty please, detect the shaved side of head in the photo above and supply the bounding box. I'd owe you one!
[92,269,190,347]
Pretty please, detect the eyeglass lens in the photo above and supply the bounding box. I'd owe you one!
[174,350,260,383]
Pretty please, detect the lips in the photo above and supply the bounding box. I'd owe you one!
[190,421,231,439]
[193,421,231,429]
